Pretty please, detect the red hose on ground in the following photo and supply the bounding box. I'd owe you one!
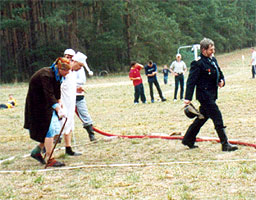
[93,127,256,149]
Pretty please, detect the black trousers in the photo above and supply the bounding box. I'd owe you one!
[182,101,224,146]
[252,65,256,78]
[174,74,184,99]
[148,79,164,101]
[134,83,146,103]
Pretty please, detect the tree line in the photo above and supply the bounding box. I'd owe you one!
[0,0,255,83]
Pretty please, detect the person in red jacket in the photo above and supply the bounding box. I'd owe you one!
[129,61,146,104]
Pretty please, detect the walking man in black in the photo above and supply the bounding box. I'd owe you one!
[145,60,166,103]
[182,38,238,152]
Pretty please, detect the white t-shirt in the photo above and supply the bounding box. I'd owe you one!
[170,61,187,73]
[75,67,86,96]
[252,51,256,65]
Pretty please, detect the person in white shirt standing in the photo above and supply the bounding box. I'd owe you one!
[74,52,96,142]
[170,54,187,101]
[250,47,256,79]
[60,49,83,156]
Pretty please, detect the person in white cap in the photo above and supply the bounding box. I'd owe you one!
[74,52,96,141]
[169,53,187,101]
[59,49,83,156]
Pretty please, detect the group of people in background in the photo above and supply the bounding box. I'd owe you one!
[129,54,187,104]
[24,49,96,167]
[129,61,167,104]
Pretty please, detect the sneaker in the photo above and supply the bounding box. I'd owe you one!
[66,151,82,156]
[47,158,65,167]
[134,102,138,105]
[151,100,154,103]
[142,101,147,104]
[66,147,82,156]
[161,98,167,102]
[31,153,46,164]
[173,99,177,102]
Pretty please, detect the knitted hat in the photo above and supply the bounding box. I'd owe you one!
[72,52,87,66]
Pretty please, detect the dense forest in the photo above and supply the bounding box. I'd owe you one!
[0,0,255,83]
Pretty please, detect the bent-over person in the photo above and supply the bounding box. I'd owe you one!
[24,57,71,167]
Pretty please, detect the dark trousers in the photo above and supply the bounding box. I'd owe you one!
[148,79,164,101]
[134,83,146,103]
[182,101,224,146]
[164,76,168,84]
[174,74,184,99]
[252,65,255,78]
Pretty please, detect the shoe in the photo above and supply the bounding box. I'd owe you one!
[134,102,138,105]
[151,100,154,103]
[173,99,177,102]
[142,101,147,104]
[161,98,167,102]
[31,153,46,164]
[47,158,65,167]
[66,147,82,156]
[222,143,238,151]
[182,141,199,149]
[66,151,82,156]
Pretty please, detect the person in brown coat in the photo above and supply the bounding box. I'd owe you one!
[24,57,71,167]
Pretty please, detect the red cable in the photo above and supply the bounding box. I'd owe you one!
[93,127,256,149]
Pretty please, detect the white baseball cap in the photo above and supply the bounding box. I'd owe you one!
[72,52,87,66]
[176,53,182,58]
[64,49,75,56]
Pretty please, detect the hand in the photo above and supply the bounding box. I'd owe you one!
[218,80,224,88]
[77,87,84,93]
[184,99,191,105]
[57,109,66,120]
[88,70,93,76]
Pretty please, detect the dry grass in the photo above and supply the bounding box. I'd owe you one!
[0,48,256,199]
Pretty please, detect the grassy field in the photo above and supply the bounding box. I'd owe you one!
[0,48,255,199]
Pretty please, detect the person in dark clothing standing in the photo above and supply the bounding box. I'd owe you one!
[162,65,170,84]
[182,38,238,152]
[145,60,166,103]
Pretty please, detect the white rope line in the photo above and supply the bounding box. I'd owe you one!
[1,158,256,174]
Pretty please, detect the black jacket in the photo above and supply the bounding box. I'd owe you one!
[185,53,225,102]
[24,67,61,143]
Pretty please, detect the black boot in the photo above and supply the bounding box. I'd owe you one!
[84,125,96,141]
[65,147,82,156]
[216,128,238,152]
